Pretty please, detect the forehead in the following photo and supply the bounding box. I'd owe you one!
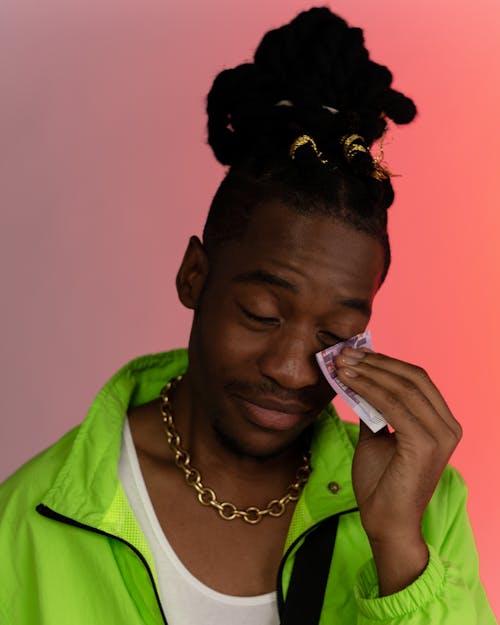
[214,200,385,300]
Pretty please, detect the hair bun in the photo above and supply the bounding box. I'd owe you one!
[207,7,417,165]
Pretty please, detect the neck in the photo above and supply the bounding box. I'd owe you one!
[167,373,309,507]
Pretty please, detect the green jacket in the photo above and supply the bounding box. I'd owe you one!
[0,350,496,624]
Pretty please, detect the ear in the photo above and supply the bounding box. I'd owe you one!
[176,236,210,310]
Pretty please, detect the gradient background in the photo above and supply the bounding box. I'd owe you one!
[1,0,499,616]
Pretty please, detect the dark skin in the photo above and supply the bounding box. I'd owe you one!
[129,199,462,598]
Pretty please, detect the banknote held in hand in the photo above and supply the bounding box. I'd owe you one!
[315,331,388,433]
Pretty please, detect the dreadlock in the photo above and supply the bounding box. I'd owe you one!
[203,7,417,284]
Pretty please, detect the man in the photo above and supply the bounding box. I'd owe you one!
[0,7,496,625]
[0,198,495,623]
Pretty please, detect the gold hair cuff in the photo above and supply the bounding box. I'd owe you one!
[341,133,392,181]
[289,132,393,181]
[289,134,328,164]
[341,133,370,160]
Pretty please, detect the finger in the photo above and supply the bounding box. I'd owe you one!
[353,350,452,416]
[337,364,460,453]
[339,348,462,439]
[341,347,448,412]
[338,363,441,435]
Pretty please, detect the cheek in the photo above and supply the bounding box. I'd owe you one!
[198,302,267,377]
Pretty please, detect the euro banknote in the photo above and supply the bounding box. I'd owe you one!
[315,331,387,433]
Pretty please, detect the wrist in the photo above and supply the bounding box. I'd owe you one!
[368,533,429,597]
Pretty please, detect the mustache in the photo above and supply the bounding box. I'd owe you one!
[223,377,328,406]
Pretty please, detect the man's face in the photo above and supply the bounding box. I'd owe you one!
[180,200,385,459]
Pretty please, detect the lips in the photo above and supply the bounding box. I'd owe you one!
[235,396,315,432]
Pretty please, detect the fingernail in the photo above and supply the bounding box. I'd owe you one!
[342,356,361,366]
[342,347,365,360]
[342,367,359,378]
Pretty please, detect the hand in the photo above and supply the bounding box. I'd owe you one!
[335,346,462,594]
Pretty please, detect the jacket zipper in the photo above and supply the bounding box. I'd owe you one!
[36,504,168,625]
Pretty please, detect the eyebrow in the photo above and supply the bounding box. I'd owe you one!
[337,298,372,317]
[233,269,372,317]
[233,269,298,292]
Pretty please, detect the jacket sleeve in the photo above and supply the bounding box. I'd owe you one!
[352,467,497,624]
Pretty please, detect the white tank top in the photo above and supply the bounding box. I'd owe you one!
[118,418,279,625]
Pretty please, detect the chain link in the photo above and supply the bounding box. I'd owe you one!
[160,375,312,525]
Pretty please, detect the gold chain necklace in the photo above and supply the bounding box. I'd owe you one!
[159,375,312,525]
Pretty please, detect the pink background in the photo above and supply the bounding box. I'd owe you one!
[1,0,498,615]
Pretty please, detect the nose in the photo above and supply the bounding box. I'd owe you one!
[257,328,320,390]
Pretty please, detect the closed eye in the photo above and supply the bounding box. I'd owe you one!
[319,331,348,345]
[241,307,279,325]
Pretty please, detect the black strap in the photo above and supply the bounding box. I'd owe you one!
[279,514,340,625]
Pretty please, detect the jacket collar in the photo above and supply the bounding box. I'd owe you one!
[41,350,188,526]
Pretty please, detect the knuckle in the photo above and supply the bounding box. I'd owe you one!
[454,421,463,441]
[382,391,402,410]
[400,377,419,396]
[359,376,378,392]
[413,365,431,383]
[446,424,462,450]
[419,432,439,456]
[438,426,461,456]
